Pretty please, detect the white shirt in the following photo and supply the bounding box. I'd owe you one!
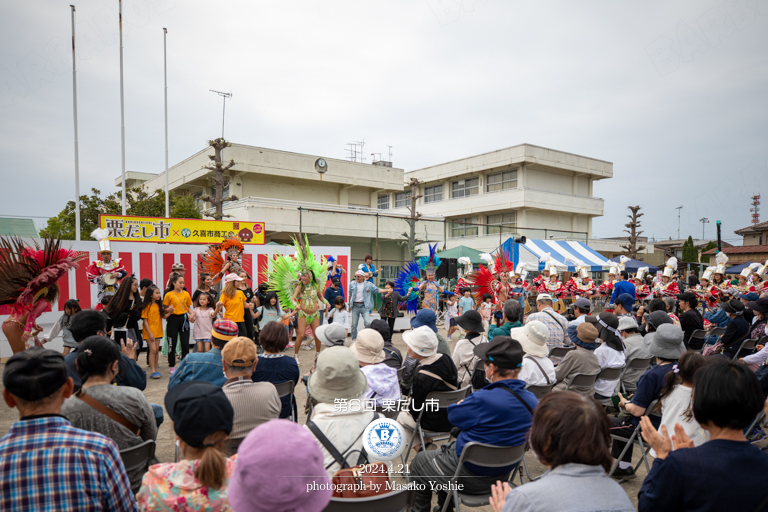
[354,284,365,303]
[520,355,557,387]
[327,308,350,330]
[569,314,587,327]
[594,343,626,397]
[651,385,709,457]
[305,403,378,477]
[452,334,487,388]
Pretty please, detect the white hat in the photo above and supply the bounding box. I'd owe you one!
[91,228,112,253]
[608,266,619,276]
[618,316,638,331]
[223,273,244,284]
[354,269,366,277]
[510,321,549,358]
[714,252,728,275]
[663,257,677,278]
[315,323,348,347]
[536,293,553,302]
[350,329,386,364]
[756,260,768,277]
[635,267,648,282]
[701,267,714,281]
[402,325,438,358]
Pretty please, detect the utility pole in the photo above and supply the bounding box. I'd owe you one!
[210,90,232,138]
[119,0,126,215]
[699,217,709,240]
[676,206,683,240]
[163,28,169,218]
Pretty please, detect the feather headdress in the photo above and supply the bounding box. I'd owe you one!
[418,243,442,273]
[266,235,327,311]
[200,237,246,284]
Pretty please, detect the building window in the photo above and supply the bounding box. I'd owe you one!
[452,178,479,199]
[424,185,443,204]
[395,192,409,208]
[486,212,517,234]
[377,195,389,210]
[450,217,478,238]
[222,183,230,200]
[486,170,517,193]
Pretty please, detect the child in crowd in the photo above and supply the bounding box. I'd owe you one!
[445,292,459,337]
[140,285,173,379]
[43,298,82,355]
[458,288,475,316]
[94,295,110,312]
[479,293,494,333]
[327,296,350,335]
[190,291,216,353]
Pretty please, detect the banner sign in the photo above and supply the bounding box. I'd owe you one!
[99,215,265,245]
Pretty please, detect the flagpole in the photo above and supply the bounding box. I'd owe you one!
[163,28,169,218]
[119,0,126,215]
[71,5,81,241]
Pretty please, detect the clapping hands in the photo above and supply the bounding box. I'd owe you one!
[639,416,695,460]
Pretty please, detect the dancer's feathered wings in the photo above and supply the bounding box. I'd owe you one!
[395,261,421,314]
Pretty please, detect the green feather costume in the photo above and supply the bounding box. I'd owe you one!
[267,235,328,319]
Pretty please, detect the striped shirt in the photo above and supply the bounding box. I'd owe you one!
[222,378,281,440]
[0,415,137,512]
[526,307,570,364]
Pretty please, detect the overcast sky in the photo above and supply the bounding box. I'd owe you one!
[1,0,766,245]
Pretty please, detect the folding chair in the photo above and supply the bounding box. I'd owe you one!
[120,439,156,493]
[401,386,472,468]
[224,437,245,456]
[376,405,400,420]
[620,357,653,395]
[274,380,297,422]
[526,383,554,399]
[687,329,708,351]
[564,372,599,392]
[746,410,767,443]
[597,366,625,382]
[607,399,660,482]
[548,345,576,360]
[323,488,416,512]
[732,338,759,361]
[397,367,405,382]
[441,442,527,512]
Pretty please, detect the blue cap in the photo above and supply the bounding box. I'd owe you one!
[615,293,635,308]
[411,309,437,333]
[741,292,759,301]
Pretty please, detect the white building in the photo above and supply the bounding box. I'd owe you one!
[117,142,652,274]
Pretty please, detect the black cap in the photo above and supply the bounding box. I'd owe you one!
[3,348,69,401]
[165,381,234,447]
[473,336,523,370]
[331,278,341,285]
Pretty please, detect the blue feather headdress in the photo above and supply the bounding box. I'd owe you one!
[418,243,442,273]
[395,261,421,314]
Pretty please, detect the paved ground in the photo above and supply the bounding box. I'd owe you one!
[0,327,659,510]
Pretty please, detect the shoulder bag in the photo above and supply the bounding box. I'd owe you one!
[307,413,388,498]
[524,355,552,385]
[77,393,141,436]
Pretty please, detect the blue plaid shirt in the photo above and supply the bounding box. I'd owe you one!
[0,415,137,512]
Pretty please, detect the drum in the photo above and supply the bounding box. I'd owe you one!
[103,273,118,285]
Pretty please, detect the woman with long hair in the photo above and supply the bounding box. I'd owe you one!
[236,270,256,342]
[140,286,173,378]
[193,272,218,305]
[105,275,143,358]
[163,273,192,372]
[216,273,249,336]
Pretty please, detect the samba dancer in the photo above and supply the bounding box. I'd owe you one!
[413,244,444,312]
[86,228,127,302]
[0,237,85,354]
[201,237,251,284]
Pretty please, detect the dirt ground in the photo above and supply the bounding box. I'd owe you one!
[0,327,657,511]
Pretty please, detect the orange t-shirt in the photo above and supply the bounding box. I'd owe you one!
[141,303,163,339]
[163,290,192,317]
[220,290,246,323]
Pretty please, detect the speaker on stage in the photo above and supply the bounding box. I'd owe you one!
[436,258,457,280]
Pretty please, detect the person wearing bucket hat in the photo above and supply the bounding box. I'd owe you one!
[452,310,488,388]
[410,308,451,356]
[511,321,556,387]
[314,322,347,348]
[584,313,627,402]
[718,299,751,359]
[397,326,458,446]
[408,336,536,512]
[305,346,376,477]
[167,319,239,391]
[555,323,601,397]
[229,419,332,512]
[610,323,685,480]
[617,316,652,394]
[137,380,235,510]
[351,329,400,407]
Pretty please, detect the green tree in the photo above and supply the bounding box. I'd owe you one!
[700,241,717,263]
[682,236,698,263]
[41,187,201,240]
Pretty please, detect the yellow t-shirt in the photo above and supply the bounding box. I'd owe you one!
[141,303,163,339]
[163,290,192,317]
[220,290,246,323]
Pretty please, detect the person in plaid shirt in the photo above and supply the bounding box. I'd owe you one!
[0,348,137,512]
[525,293,570,363]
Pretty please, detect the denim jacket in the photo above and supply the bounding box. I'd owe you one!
[167,348,226,390]
[348,281,378,310]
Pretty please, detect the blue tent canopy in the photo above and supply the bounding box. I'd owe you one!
[608,256,659,274]
[724,262,753,274]
[497,238,612,272]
